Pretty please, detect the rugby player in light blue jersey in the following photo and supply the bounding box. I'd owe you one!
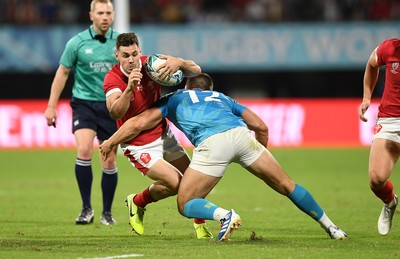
[45,0,120,226]
[100,73,348,241]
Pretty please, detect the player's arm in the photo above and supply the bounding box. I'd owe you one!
[359,49,380,122]
[178,57,201,77]
[241,108,269,148]
[106,90,131,120]
[100,107,163,159]
[158,55,201,79]
[106,68,142,120]
[44,64,70,127]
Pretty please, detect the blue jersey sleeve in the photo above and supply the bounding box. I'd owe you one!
[155,90,178,118]
[220,92,248,116]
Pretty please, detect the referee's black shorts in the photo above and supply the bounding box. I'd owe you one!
[70,97,117,141]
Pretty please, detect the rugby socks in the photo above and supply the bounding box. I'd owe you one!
[317,212,336,230]
[184,198,230,221]
[75,158,93,208]
[212,207,231,222]
[134,187,156,208]
[287,184,343,230]
[287,183,324,221]
[101,167,118,213]
[193,218,206,224]
[371,180,394,204]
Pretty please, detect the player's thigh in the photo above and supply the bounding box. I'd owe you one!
[168,154,191,175]
[74,128,97,159]
[369,138,400,184]
[189,133,234,178]
[146,159,183,190]
[247,149,295,195]
[163,127,191,173]
[178,167,220,204]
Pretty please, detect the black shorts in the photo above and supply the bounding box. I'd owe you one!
[70,97,117,141]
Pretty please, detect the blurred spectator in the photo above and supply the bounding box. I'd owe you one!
[130,0,161,24]
[58,0,79,23]
[390,1,400,20]
[323,0,341,22]
[290,0,324,21]
[266,0,284,22]
[182,0,207,24]
[369,0,391,21]
[2,0,400,25]
[39,0,59,24]
[245,0,268,23]
[7,0,41,25]
[158,0,186,23]
[4,0,17,24]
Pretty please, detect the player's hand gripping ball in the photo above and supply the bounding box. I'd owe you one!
[144,54,183,86]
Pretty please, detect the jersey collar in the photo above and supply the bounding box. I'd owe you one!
[89,25,114,40]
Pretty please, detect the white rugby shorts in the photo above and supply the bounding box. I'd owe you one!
[190,126,266,177]
[121,127,187,175]
[373,117,400,144]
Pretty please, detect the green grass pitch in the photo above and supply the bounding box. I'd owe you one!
[1,148,400,258]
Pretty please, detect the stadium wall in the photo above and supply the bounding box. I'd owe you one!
[0,99,378,149]
[1,23,400,73]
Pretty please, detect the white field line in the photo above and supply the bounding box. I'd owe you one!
[77,253,144,259]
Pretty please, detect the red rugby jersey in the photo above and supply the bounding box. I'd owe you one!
[103,55,167,145]
[376,38,400,117]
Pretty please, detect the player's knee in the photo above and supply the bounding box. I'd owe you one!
[177,204,185,216]
[176,197,186,216]
[369,169,388,188]
[77,145,93,159]
[101,157,116,169]
[370,175,387,189]
[169,178,180,194]
[273,177,296,195]
[169,187,179,197]
[158,180,179,197]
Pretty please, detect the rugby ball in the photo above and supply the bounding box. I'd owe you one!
[144,54,184,86]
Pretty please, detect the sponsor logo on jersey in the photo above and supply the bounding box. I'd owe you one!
[390,62,399,74]
[90,61,113,73]
[85,49,93,54]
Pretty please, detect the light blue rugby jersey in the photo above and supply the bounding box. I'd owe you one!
[156,89,247,146]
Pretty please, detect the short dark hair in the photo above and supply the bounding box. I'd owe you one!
[186,73,213,90]
[116,32,140,50]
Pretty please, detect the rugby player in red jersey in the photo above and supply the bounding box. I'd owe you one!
[359,38,400,235]
[103,32,212,238]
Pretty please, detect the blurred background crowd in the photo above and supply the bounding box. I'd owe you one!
[2,0,399,25]
[1,0,399,99]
